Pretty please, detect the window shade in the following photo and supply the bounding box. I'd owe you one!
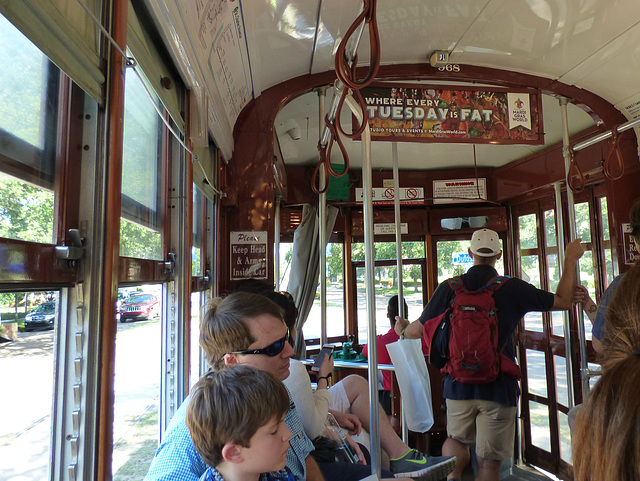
[0,0,104,102]
[127,0,184,132]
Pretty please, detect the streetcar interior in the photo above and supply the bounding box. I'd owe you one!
[1,1,640,481]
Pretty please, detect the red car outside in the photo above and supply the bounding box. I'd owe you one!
[119,293,159,323]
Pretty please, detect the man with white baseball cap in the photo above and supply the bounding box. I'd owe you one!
[394,229,584,481]
[469,228,502,258]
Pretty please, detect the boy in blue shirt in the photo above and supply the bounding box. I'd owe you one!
[186,365,295,481]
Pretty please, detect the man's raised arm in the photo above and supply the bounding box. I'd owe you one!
[553,239,585,310]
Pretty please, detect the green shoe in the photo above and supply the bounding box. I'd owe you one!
[389,449,456,481]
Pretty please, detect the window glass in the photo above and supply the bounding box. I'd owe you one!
[0,290,59,480]
[356,263,423,345]
[554,355,569,406]
[306,243,345,340]
[0,172,54,243]
[603,248,615,288]
[190,291,204,389]
[529,400,551,452]
[574,202,591,243]
[520,255,540,288]
[551,311,564,337]
[0,14,58,244]
[519,214,538,249]
[547,254,565,336]
[544,209,556,247]
[0,15,45,147]
[559,412,572,464]
[278,242,346,341]
[120,70,162,259]
[599,197,610,241]
[192,187,203,276]
[526,349,547,398]
[113,284,162,478]
[436,239,504,284]
[352,241,425,261]
[278,242,293,290]
[578,251,594,340]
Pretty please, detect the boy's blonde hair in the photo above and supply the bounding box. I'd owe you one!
[186,365,290,467]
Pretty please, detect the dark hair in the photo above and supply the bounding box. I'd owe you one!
[230,279,298,338]
[200,292,284,370]
[387,295,408,326]
[186,365,290,467]
[232,279,276,296]
[573,354,640,481]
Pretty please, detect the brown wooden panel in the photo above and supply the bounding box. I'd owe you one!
[118,256,171,283]
[0,238,76,288]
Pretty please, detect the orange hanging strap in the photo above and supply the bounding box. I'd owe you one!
[567,150,585,193]
[312,147,330,195]
[603,126,625,180]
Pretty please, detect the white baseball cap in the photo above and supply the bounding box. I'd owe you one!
[470,229,501,257]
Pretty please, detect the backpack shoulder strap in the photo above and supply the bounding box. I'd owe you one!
[448,276,464,292]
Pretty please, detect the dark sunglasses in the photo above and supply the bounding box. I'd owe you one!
[230,331,290,357]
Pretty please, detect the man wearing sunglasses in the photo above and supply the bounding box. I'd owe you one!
[145,292,453,481]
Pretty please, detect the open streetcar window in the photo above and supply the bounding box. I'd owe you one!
[0,14,59,245]
[120,69,162,260]
[353,241,425,345]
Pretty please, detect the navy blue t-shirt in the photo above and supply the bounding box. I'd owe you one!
[419,264,555,406]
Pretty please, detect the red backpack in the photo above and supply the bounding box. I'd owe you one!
[423,275,520,384]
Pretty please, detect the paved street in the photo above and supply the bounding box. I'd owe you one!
[0,320,160,480]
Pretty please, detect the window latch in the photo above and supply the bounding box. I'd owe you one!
[55,229,85,262]
[164,252,176,276]
[203,269,212,287]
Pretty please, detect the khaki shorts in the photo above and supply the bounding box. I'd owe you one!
[446,399,517,461]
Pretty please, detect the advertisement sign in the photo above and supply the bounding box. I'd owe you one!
[355,187,424,205]
[433,178,487,204]
[357,84,543,145]
[230,231,267,280]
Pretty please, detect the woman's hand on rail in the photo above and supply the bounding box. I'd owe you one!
[330,410,362,436]
[574,285,597,322]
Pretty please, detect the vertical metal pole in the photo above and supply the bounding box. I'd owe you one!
[392,143,404,316]
[559,97,589,400]
[275,196,281,290]
[362,124,381,478]
[343,90,382,478]
[554,182,575,408]
[319,87,328,346]
[392,142,409,443]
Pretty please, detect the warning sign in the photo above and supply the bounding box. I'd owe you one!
[433,178,487,204]
[230,231,268,280]
[622,223,640,265]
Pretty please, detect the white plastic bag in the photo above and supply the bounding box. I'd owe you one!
[386,338,434,433]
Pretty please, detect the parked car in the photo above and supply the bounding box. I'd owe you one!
[24,301,57,331]
[119,293,159,323]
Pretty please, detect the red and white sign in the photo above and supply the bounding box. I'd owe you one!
[355,187,424,205]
